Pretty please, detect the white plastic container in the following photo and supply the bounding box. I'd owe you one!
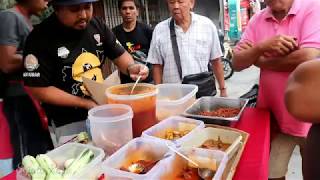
[88,104,133,155]
[106,83,158,138]
[48,143,104,179]
[180,127,242,158]
[76,163,104,180]
[150,147,228,180]
[17,143,105,180]
[156,84,198,121]
[142,116,205,146]
[102,137,169,180]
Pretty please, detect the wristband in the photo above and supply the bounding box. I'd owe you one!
[219,87,227,91]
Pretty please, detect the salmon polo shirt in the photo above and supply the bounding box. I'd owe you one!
[238,0,320,137]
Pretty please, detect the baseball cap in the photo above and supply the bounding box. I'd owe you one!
[51,0,98,6]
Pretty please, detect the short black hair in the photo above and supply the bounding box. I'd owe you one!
[15,0,28,5]
[117,0,141,10]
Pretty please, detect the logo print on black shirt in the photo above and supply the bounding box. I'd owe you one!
[25,54,40,72]
[94,34,103,46]
[57,47,70,59]
[71,52,103,96]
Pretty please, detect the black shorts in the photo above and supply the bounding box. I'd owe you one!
[3,95,53,168]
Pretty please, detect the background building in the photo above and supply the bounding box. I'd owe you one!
[99,0,224,30]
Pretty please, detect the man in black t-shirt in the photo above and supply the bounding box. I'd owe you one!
[23,0,149,144]
[112,0,153,83]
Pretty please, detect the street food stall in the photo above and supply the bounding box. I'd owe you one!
[3,83,270,180]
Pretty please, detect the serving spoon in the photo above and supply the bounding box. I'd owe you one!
[166,142,216,179]
[130,52,149,95]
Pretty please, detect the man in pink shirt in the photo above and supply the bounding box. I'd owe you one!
[233,0,320,179]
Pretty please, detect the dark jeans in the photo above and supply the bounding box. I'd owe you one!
[303,124,320,180]
[3,95,53,169]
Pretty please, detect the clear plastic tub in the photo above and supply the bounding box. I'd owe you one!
[150,147,228,180]
[17,143,105,180]
[180,127,242,158]
[77,163,104,180]
[156,84,198,121]
[106,83,158,137]
[88,104,133,155]
[102,137,169,180]
[141,116,205,146]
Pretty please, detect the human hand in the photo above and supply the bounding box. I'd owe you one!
[85,99,97,110]
[255,55,277,70]
[219,88,227,97]
[128,63,149,81]
[258,35,298,56]
[237,41,253,51]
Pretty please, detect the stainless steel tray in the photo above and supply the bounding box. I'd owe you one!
[182,97,248,125]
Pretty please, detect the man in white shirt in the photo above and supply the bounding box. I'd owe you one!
[147,0,227,97]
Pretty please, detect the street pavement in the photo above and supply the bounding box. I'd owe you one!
[223,65,302,180]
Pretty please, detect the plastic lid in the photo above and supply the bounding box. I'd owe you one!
[156,84,198,105]
[88,104,133,123]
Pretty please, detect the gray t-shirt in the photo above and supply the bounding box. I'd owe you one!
[0,8,31,96]
[0,8,31,54]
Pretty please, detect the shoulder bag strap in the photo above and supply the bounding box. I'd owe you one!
[169,19,183,80]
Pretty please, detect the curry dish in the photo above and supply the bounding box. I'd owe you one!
[162,129,191,140]
[158,122,197,140]
[197,107,240,118]
[175,167,201,180]
[200,137,231,151]
[110,85,154,95]
[120,159,158,174]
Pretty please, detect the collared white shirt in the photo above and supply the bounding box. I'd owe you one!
[147,13,222,83]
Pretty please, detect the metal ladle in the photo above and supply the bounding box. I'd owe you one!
[198,168,216,180]
[165,142,215,179]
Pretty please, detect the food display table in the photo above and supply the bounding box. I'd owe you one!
[1,108,270,180]
[232,108,270,180]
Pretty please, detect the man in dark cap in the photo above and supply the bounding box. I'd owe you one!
[23,0,149,145]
